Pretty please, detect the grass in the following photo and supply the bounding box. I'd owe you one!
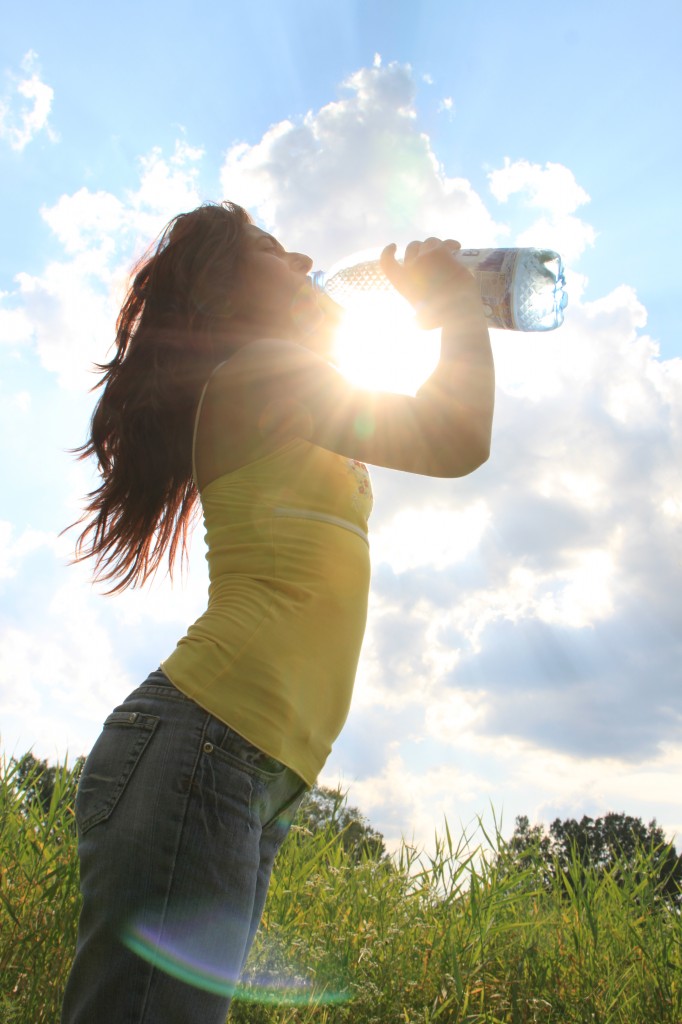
[1,755,680,1024]
[0,756,81,1024]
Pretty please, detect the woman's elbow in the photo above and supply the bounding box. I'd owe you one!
[435,432,491,478]
[453,444,491,477]
[468,439,492,473]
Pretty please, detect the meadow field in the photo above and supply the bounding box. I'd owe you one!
[1,755,680,1023]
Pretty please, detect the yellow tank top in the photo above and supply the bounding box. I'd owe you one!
[161,437,373,785]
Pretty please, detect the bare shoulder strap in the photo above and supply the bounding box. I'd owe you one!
[191,360,230,488]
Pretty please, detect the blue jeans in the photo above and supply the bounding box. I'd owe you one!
[61,670,308,1024]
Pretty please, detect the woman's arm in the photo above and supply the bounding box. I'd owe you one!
[205,238,495,480]
[380,237,495,475]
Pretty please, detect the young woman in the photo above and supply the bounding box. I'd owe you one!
[61,201,494,1023]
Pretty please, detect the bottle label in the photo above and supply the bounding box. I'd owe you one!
[457,249,518,330]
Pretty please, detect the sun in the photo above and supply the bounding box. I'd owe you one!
[331,294,441,395]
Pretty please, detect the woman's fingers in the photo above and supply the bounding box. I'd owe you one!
[379,242,398,267]
[383,237,463,288]
[379,237,479,328]
[381,238,461,265]
[379,242,404,291]
[403,239,425,262]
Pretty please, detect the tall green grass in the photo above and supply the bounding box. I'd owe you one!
[0,755,81,1024]
[2,756,680,1023]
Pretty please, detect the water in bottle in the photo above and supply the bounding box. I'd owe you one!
[309,247,567,332]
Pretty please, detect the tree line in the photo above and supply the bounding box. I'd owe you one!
[5,751,682,903]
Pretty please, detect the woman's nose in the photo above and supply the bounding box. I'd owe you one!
[288,252,314,274]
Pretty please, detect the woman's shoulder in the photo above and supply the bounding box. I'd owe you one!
[211,337,325,387]
[195,338,331,485]
[207,336,339,420]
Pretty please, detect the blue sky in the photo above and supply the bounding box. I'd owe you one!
[1,0,681,850]
[4,1,679,353]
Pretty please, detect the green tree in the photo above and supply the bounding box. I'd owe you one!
[5,751,84,833]
[506,811,682,905]
[11,752,55,812]
[296,784,387,862]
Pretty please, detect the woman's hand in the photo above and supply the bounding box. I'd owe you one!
[379,237,484,330]
[205,235,494,481]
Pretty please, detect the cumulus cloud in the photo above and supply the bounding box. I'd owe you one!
[354,288,682,767]
[327,285,682,831]
[0,51,56,151]
[0,519,209,760]
[2,58,681,847]
[0,299,34,346]
[488,157,596,264]
[371,501,491,573]
[220,60,504,265]
[3,140,205,389]
[0,520,65,580]
[212,63,681,840]
[0,526,128,758]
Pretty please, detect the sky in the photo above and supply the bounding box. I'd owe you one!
[1,0,681,853]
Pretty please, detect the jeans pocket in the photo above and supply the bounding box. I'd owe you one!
[76,711,160,835]
[204,723,288,780]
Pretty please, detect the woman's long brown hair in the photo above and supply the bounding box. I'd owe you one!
[71,201,252,593]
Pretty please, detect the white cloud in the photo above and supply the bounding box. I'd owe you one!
[424,689,487,740]
[41,188,128,256]
[0,532,194,761]
[489,158,591,215]
[371,501,491,572]
[0,520,66,580]
[0,534,129,758]
[328,751,494,851]
[111,526,209,631]
[326,713,682,850]
[0,614,129,761]
[220,60,504,265]
[0,51,56,151]
[208,63,680,838]
[15,257,120,389]
[488,157,596,264]
[128,140,205,235]
[0,299,34,346]
[2,59,682,850]
[12,390,31,413]
[4,139,206,389]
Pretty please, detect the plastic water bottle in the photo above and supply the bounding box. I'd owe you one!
[310,247,567,332]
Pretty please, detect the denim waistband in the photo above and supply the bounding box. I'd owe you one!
[131,668,187,700]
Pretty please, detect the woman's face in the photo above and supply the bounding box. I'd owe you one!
[234,225,320,338]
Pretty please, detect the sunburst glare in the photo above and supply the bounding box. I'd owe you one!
[332,294,440,395]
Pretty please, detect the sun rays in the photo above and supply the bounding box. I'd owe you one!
[332,297,440,395]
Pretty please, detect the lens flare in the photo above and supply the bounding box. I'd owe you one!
[235,976,350,1007]
[123,924,239,998]
[122,923,350,1006]
[333,294,439,395]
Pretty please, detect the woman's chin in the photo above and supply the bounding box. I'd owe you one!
[289,287,322,330]
[293,291,342,355]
